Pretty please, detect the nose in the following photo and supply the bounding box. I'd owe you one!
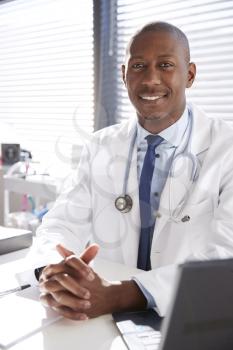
[141,66,161,86]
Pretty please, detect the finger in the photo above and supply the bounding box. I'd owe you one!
[39,278,64,293]
[56,244,74,258]
[80,244,99,264]
[64,244,99,280]
[40,293,88,320]
[52,273,90,299]
[41,262,74,280]
[39,275,87,296]
[56,243,99,265]
[50,290,91,310]
[55,243,99,281]
[40,292,61,308]
[65,255,95,281]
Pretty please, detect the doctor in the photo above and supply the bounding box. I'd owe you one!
[35,21,233,320]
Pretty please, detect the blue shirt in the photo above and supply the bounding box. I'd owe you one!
[134,107,189,308]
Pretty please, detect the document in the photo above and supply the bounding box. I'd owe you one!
[0,286,62,349]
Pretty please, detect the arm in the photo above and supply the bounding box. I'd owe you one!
[26,144,94,268]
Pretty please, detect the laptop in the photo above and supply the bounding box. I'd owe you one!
[113,258,233,350]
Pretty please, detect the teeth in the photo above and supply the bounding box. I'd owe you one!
[141,96,162,100]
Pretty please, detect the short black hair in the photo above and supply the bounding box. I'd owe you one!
[126,21,190,63]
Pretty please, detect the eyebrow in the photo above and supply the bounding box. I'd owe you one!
[129,54,176,60]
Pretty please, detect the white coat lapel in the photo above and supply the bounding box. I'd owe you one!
[153,104,212,242]
[109,118,140,266]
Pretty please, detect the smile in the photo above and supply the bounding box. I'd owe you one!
[139,94,166,101]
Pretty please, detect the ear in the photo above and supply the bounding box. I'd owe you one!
[121,64,126,86]
[186,62,196,88]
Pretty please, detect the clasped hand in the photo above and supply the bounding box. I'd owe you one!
[39,243,113,320]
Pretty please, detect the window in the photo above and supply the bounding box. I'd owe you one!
[0,0,94,175]
[111,0,233,125]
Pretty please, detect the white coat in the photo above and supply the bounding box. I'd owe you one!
[34,103,233,316]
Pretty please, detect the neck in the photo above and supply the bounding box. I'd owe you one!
[137,107,185,134]
[139,117,180,134]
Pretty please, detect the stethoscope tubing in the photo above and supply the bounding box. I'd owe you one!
[122,128,137,195]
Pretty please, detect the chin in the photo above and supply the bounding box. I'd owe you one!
[137,108,167,121]
[144,115,162,121]
[138,114,172,133]
[141,112,166,123]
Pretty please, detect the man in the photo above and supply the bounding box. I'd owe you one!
[31,21,233,320]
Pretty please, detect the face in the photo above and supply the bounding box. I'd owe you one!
[122,30,196,133]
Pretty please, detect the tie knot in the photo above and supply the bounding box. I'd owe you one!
[146,134,163,148]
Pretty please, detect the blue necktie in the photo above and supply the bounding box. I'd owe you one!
[137,135,163,270]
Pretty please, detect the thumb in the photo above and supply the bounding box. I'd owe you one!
[56,243,99,265]
[80,243,99,264]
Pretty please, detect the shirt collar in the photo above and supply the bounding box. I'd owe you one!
[136,106,189,148]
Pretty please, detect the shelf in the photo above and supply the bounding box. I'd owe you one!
[4,175,57,201]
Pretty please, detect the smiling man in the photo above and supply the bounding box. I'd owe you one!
[28,22,233,320]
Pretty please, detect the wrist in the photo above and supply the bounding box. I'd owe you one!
[108,280,147,313]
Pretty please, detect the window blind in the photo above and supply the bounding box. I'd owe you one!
[0,0,94,174]
[113,0,233,125]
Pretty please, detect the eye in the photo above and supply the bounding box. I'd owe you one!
[131,63,145,70]
[159,62,174,69]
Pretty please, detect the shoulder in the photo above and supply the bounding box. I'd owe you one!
[93,120,129,139]
[208,115,233,148]
[191,103,233,146]
[85,119,135,150]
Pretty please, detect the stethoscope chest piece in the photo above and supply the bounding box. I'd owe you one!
[181,215,190,222]
[115,195,133,213]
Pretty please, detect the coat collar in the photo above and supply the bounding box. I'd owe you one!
[188,102,212,156]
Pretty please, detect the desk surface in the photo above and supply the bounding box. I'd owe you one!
[0,250,140,350]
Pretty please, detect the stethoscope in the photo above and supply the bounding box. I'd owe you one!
[115,107,200,221]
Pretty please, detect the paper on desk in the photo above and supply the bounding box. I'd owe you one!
[0,286,62,349]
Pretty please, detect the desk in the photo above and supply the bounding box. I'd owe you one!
[0,250,140,350]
